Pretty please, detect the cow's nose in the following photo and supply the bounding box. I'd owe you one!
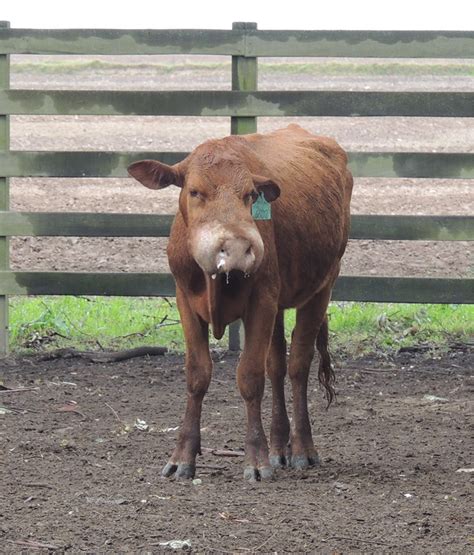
[216,238,255,274]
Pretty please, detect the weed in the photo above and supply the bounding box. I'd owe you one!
[9,297,473,357]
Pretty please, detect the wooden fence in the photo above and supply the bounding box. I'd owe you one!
[0,22,473,353]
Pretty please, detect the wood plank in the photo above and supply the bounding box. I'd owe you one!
[332,276,474,304]
[0,151,188,177]
[348,152,474,179]
[247,30,474,58]
[229,22,258,351]
[1,213,473,241]
[0,28,246,55]
[0,271,176,296]
[0,29,472,58]
[2,151,473,178]
[350,215,474,241]
[0,212,174,237]
[1,271,472,304]
[1,90,472,117]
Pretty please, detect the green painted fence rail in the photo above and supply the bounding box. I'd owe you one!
[1,151,473,178]
[0,23,473,353]
[0,213,473,242]
[1,90,473,117]
[0,29,473,58]
[0,272,472,304]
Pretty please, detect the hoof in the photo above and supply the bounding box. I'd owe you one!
[161,462,196,479]
[269,454,290,469]
[243,465,274,482]
[290,454,320,470]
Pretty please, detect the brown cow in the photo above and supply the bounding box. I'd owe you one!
[128,124,352,481]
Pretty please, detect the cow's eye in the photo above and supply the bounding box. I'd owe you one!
[189,190,201,198]
[244,191,258,204]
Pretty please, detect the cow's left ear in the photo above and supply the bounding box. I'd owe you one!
[127,160,184,190]
[252,174,281,202]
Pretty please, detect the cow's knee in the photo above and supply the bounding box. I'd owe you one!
[186,361,212,399]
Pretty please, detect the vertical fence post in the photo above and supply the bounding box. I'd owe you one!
[0,21,10,355]
[229,21,258,351]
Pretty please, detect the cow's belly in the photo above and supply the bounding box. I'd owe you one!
[274,228,343,309]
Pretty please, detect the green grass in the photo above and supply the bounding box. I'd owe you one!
[11,60,474,77]
[8,296,474,357]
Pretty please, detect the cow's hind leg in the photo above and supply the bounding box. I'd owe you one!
[288,285,334,469]
[266,310,291,469]
[162,287,212,480]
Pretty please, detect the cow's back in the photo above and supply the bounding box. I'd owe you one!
[244,124,353,309]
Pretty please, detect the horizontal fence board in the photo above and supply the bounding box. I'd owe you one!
[1,90,473,117]
[1,29,473,58]
[0,151,188,178]
[349,215,474,241]
[348,152,474,179]
[0,212,174,237]
[0,271,176,296]
[0,29,246,55]
[247,30,474,58]
[0,212,473,241]
[2,151,474,178]
[0,271,472,303]
[333,277,474,304]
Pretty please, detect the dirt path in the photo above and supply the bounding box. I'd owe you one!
[1,349,473,553]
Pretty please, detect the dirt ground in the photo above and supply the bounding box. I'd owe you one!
[1,349,473,553]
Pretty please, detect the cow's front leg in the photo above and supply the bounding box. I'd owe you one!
[162,287,212,480]
[237,298,277,481]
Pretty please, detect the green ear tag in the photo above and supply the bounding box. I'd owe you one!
[252,192,271,220]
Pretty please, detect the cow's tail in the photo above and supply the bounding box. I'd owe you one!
[316,315,336,407]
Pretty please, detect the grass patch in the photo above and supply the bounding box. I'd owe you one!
[8,296,473,357]
[11,59,474,77]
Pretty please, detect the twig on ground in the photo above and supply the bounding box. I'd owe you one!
[0,387,40,393]
[105,402,122,423]
[21,482,55,489]
[202,447,245,457]
[54,401,87,420]
[7,539,61,550]
[326,535,393,546]
[247,532,277,552]
[38,345,167,363]
[196,463,227,470]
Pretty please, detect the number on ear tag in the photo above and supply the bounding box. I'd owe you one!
[252,192,271,220]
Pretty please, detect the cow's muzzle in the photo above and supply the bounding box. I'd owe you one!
[190,223,264,276]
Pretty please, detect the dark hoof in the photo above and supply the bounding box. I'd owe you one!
[290,454,320,470]
[161,462,177,477]
[161,462,195,479]
[243,465,274,482]
[270,454,290,469]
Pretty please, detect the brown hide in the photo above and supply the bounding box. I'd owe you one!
[167,124,352,336]
[128,123,353,481]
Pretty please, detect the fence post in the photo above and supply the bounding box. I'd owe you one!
[0,21,10,355]
[228,22,258,351]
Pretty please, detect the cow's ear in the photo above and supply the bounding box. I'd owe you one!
[252,174,281,202]
[127,160,184,189]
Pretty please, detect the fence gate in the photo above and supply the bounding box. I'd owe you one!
[0,23,473,353]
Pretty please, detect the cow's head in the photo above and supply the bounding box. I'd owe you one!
[128,146,280,277]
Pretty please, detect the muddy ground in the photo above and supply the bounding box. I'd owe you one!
[1,58,473,553]
[1,349,473,553]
